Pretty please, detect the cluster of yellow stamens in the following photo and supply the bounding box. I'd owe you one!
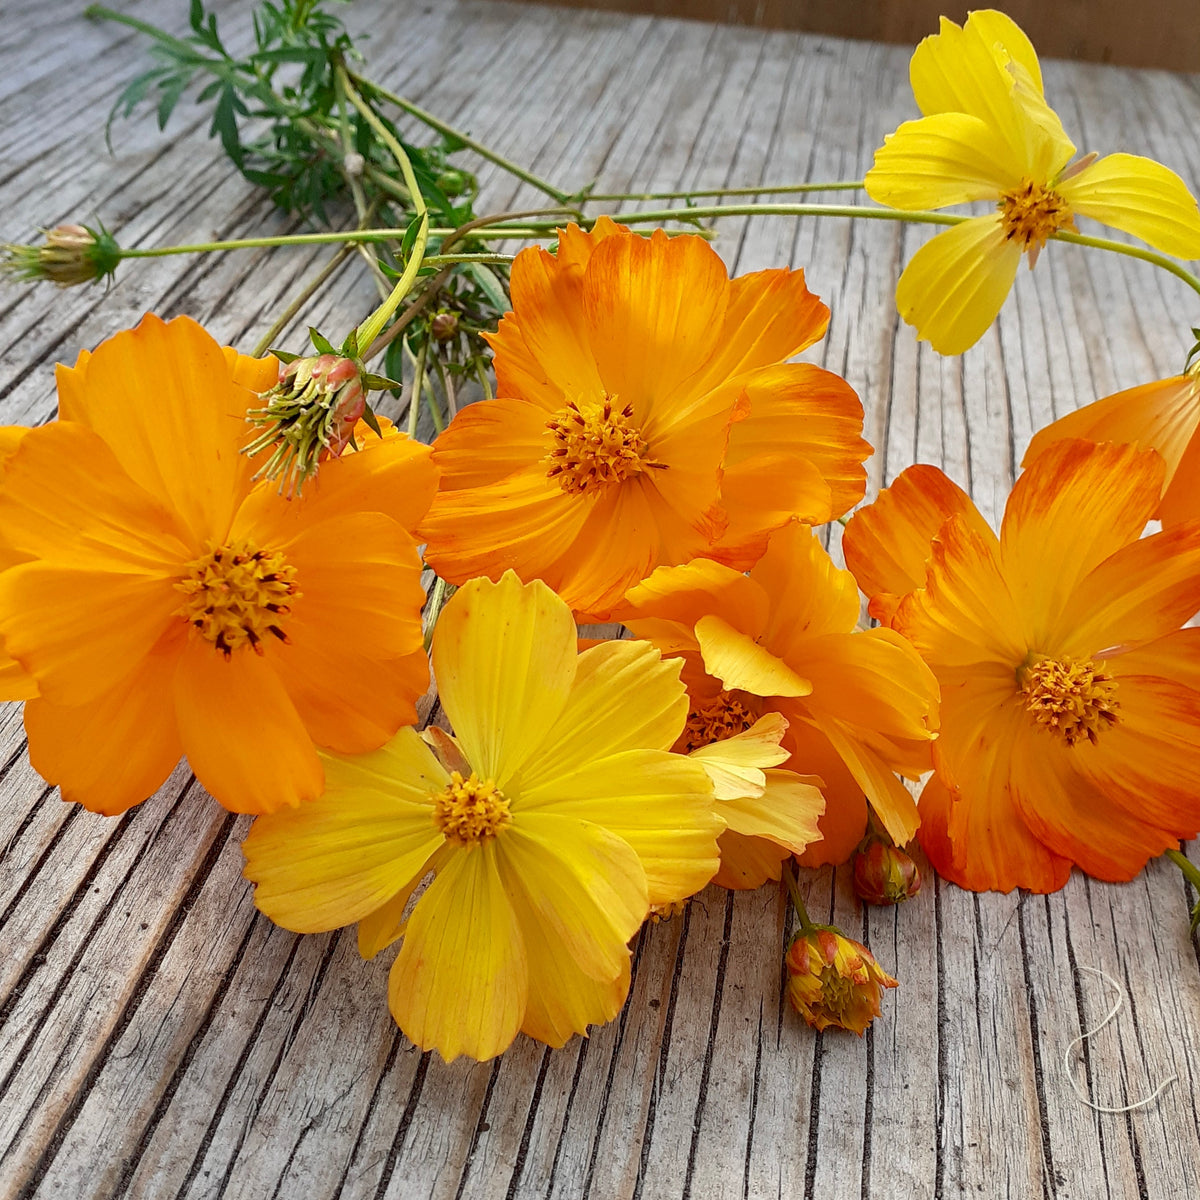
[999,178,1076,257]
[545,396,664,495]
[432,771,512,844]
[1019,655,1120,746]
[175,541,298,657]
[681,690,758,752]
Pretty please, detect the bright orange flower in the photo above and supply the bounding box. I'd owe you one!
[786,926,897,1035]
[620,522,939,869]
[420,218,871,619]
[0,314,437,815]
[1022,368,1200,528]
[844,440,1200,891]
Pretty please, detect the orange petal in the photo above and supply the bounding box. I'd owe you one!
[1022,374,1200,512]
[680,267,830,400]
[843,464,993,625]
[819,718,920,848]
[0,655,37,702]
[582,230,730,414]
[174,637,323,813]
[1160,425,1200,527]
[895,514,1025,669]
[25,640,183,815]
[428,398,551,490]
[619,558,769,639]
[713,829,793,890]
[918,769,1072,894]
[786,716,870,867]
[1000,439,1165,646]
[59,314,267,544]
[1009,726,1178,882]
[720,363,869,521]
[1051,519,1200,655]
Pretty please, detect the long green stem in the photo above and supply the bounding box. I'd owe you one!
[338,68,429,352]
[406,337,429,439]
[1166,847,1200,934]
[349,70,572,205]
[583,180,865,202]
[782,862,816,934]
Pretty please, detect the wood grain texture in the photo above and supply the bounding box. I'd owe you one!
[2,1,1200,1197]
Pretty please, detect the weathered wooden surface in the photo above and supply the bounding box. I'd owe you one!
[2,2,1200,1197]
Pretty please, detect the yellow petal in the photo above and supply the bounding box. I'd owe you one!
[895,216,1022,356]
[965,9,1044,96]
[1058,153,1200,259]
[510,638,688,791]
[431,572,577,786]
[357,870,427,961]
[695,614,812,698]
[689,712,790,800]
[242,728,446,932]
[819,719,920,847]
[718,768,825,853]
[389,844,527,1062]
[866,112,1021,209]
[497,814,647,980]
[517,748,719,907]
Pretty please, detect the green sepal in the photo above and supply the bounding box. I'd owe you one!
[269,348,302,364]
[362,373,401,391]
[308,327,337,355]
[341,328,360,359]
[360,403,383,438]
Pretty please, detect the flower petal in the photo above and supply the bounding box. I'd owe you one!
[389,844,527,1062]
[1001,439,1165,647]
[432,572,577,785]
[818,718,920,848]
[497,814,647,980]
[695,614,813,698]
[517,748,719,906]
[843,463,994,626]
[786,716,870,867]
[25,641,183,815]
[1058,153,1200,259]
[895,216,1022,356]
[619,558,769,639]
[174,637,323,813]
[242,730,446,932]
[717,768,824,852]
[712,830,793,890]
[583,229,730,414]
[689,712,791,800]
[511,638,688,791]
[866,112,1022,209]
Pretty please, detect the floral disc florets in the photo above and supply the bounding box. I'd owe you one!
[1019,654,1120,746]
[999,178,1076,254]
[432,770,513,844]
[544,396,663,494]
[681,690,759,752]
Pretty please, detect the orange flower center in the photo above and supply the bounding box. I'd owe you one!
[175,540,299,657]
[999,179,1075,252]
[1019,655,1120,746]
[432,770,512,844]
[544,396,663,495]
[681,689,759,752]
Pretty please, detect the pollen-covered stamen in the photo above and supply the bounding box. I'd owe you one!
[681,690,758,752]
[544,396,664,495]
[1019,655,1121,746]
[432,771,513,844]
[999,178,1076,262]
[176,541,299,657]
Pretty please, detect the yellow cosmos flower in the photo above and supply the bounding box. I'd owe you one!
[242,572,722,1063]
[620,522,939,870]
[0,314,436,815]
[786,926,898,1035]
[844,439,1200,892]
[420,218,870,620]
[865,9,1200,354]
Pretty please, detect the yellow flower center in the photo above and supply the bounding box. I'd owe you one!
[175,541,299,657]
[432,770,512,844]
[545,396,663,495]
[1019,655,1120,746]
[682,690,758,752]
[999,179,1076,252]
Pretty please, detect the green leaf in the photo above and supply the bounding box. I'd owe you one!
[308,327,336,355]
[400,211,424,259]
[463,263,510,314]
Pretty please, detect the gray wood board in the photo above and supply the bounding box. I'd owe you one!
[1,1,1199,1197]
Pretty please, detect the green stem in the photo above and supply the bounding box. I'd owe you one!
[406,337,429,439]
[583,180,865,202]
[1167,847,1200,890]
[349,70,572,205]
[338,67,429,353]
[613,202,968,227]
[782,861,817,934]
[422,575,452,653]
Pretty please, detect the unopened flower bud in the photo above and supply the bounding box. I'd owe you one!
[785,927,897,1035]
[243,352,369,495]
[852,838,922,906]
[1,223,121,288]
[430,311,459,342]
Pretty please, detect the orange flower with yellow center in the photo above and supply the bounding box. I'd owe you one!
[0,314,437,815]
[620,522,939,870]
[843,439,1200,891]
[420,218,871,619]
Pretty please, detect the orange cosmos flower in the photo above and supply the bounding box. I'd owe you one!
[843,440,1200,892]
[620,522,939,869]
[1022,367,1200,528]
[786,926,898,1035]
[420,218,871,619]
[0,314,436,815]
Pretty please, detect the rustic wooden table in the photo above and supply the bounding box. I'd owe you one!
[3,1,1200,1197]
